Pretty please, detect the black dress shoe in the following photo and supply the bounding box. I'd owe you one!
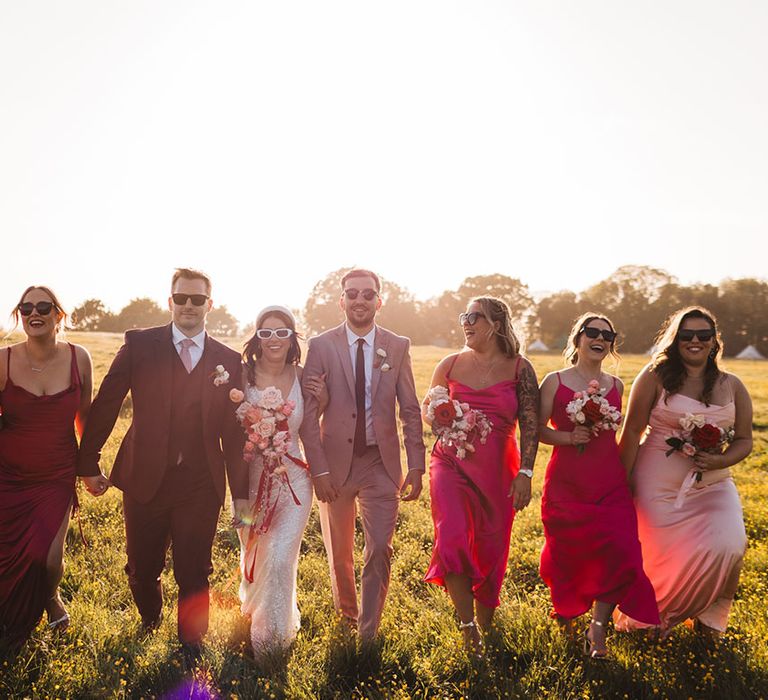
[180,642,203,666]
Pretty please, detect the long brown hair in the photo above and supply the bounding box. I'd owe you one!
[469,296,521,358]
[563,312,620,366]
[10,285,69,332]
[651,306,723,406]
[242,310,302,386]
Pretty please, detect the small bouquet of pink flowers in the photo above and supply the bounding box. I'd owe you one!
[229,386,308,582]
[426,385,493,459]
[565,379,622,453]
[665,413,734,468]
[666,413,735,508]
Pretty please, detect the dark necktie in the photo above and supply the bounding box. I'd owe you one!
[354,338,367,456]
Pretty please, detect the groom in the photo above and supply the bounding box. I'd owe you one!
[301,268,425,641]
[77,268,249,658]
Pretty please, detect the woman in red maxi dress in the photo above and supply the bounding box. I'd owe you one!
[422,296,539,656]
[0,286,107,649]
[538,313,659,658]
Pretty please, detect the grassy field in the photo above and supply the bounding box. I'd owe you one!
[1,332,767,699]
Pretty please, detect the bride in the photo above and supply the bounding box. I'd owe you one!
[237,305,326,655]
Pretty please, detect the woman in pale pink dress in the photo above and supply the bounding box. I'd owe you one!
[614,307,753,639]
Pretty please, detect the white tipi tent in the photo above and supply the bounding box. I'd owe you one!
[736,344,765,360]
[528,338,549,352]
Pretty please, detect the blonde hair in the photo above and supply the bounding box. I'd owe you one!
[469,296,521,358]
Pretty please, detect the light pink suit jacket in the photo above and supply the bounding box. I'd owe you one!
[300,323,425,486]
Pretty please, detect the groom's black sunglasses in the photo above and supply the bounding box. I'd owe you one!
[18,301,56,316]
[343,288,378,301]
[171,293,209,306]
[581,326,617,342]
[677,328,716,342]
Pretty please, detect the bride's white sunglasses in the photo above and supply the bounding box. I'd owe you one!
[256,328,294,340]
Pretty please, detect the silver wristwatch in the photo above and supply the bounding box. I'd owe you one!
[518,468,534,478]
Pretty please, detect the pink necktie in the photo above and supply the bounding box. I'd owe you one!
[179,338,195,373]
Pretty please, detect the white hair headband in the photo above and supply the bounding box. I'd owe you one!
[256,305,296,328]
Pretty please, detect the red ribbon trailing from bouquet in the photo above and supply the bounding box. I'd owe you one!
[243,454,308,583]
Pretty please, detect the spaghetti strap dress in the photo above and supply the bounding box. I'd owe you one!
[0,344,81,646]
[539,374,659,624]
[614,391,746,634]
[424,355,522,608]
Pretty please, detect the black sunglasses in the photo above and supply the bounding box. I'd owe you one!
[18,301,56,316]
[459,312,487,326]
[256,328,294,340]
[343,288,378,301]
[677,328,716,342]
[171,293,209,306]
[581,326,617,342]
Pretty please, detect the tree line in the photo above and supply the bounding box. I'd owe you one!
[70,265,767,357]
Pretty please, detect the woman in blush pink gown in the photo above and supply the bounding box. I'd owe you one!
[422,297,539,656]
[539,314,658,658]
[614,307,753,640]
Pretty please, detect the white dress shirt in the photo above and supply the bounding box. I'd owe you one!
[171,324,205,371]
[346,324,377,446]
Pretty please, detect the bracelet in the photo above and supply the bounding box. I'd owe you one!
[518,468,534,478]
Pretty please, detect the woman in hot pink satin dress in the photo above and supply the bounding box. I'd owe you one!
[422,297,539,656]
[539,314,658,658]
[615,307,753,639]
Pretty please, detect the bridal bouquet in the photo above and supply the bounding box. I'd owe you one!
[229,386,308,582]
[565,380,622,453]
[426,385,492,459]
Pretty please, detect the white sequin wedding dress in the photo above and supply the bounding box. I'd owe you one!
[238,376,313,653]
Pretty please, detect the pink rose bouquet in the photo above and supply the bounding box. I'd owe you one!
[565,380,622,453]
[426,385,492,460]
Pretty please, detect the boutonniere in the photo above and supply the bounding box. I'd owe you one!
[212,364,230,386]
[374,348,391,372]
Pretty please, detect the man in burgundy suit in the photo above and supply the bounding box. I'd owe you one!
[300,269,425,641]
[77,268,248,660]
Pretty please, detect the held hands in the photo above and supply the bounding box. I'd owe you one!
[231,498,251,528]
[82,473,110,497]
[399,469,423,502]
[313,473,339,503]
[570,425,592,446]
[508,473,531,510]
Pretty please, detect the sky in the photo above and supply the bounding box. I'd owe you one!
[1,1,766,326]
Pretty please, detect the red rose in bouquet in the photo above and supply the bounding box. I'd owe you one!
[692,423,722,451]
[433,401,458,428]
[583,400,603,425]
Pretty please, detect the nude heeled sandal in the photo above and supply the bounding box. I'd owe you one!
[459,618,483,658]
[584,619,608,659]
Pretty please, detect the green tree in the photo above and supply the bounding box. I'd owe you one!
[207,305,240,337]
[425,274,534,348]
[718,278,768,356]
[303,268,352,336]
[72,298,116,331]
[580,266,676,352]
[531,291,581,351]
[114,298,168,331]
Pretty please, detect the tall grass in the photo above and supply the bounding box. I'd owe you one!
[1,333,766,698]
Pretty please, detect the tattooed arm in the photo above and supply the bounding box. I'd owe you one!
[509,357,540,509]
